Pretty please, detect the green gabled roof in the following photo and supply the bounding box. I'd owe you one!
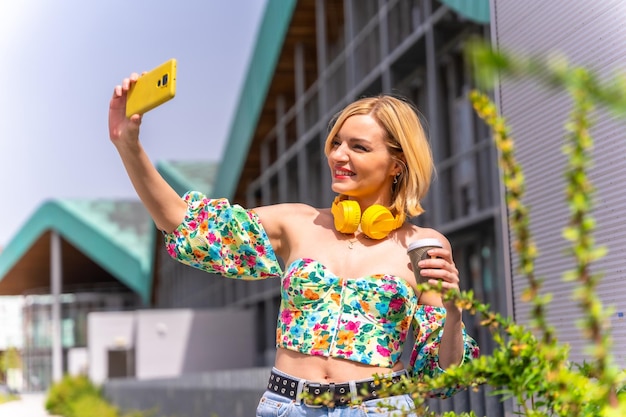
[439,0,490,24]
[0,199,154,303]
[213,0,297,199]
[157,160,219,197]
[58,199,154,278]
[0,161,221,304]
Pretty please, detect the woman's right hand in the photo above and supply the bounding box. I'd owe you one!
[108,73,142,149]
[106,72,188,233]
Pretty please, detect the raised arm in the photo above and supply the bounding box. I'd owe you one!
[108,74,187,232]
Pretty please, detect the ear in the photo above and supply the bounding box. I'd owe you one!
[391,159,404,177]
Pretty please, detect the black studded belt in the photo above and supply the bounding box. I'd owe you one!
[266,368,408,408]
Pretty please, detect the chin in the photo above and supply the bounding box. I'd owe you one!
[330,184,348,195]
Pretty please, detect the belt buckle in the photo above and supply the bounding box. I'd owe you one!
[302,382,325,408]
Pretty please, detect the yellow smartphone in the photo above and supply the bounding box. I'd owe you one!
[125,58,177,117]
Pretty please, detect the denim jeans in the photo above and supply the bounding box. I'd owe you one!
[256,387,417,416]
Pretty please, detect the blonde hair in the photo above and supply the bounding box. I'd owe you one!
[324,95,433,221]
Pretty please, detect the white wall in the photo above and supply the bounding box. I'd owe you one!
[68,347,88,376]
[88,311,136,385]
[135,309,256,379]
[88,308,256,384]
[0,296,23,349]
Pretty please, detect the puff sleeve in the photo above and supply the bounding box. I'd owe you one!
[408,305,480,398]
[163,191,283,279]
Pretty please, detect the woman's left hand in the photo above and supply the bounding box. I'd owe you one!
[417,247,461,314]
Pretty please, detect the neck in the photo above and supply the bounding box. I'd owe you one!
[340,195,391,210]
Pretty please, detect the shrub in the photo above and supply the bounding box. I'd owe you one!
[45,374,154,417]
[69,394,118,417]
[45,374,101,417]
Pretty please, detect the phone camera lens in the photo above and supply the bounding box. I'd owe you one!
[161,74,169,86]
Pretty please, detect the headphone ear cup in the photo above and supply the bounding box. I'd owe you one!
[361,205,397,240]
[331,199,361,234]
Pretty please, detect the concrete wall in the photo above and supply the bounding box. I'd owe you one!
[135,309,256,379]
[89,309,256,385]
[103,367,271,417]
[88,311,136,384]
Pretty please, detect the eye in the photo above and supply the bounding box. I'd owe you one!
[353,144,369,152]
[330,139,341,147]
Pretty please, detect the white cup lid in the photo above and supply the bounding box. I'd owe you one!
[407,238,443,253]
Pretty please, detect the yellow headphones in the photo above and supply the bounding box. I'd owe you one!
[331,196,404,240]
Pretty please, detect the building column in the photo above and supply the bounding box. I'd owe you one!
[315,0,332,203]
[51,231,63,382]
[424,0,443,227]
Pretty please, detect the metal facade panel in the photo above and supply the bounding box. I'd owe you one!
[494,0,626,366]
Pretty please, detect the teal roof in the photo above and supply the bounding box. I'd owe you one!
[213,0,297,199]
[440,0,490,24]
[0,199,154,303]
[157,160,219,197]
[0,160,221,303]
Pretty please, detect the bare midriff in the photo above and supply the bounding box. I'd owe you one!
[274,347,406,383]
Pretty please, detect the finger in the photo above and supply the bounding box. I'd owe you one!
[418,257,449,271]
[112,85,123,98]
[423,278,457,293]
[426,246,448,255]
[122,77,131,91]
[429,278,459,292]
[422,267,459,284]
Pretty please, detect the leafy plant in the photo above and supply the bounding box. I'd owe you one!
[46,374,101,417]
[45,374,154,417]
[370,40,626,416]
[69,394,118,417]
[0,347,22,375]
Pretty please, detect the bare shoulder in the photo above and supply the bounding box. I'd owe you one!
[253,202,321,225]
[251,202,327,259]
[251,202,325,240]
[402,224,452,250]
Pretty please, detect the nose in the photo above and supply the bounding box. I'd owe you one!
[330,142,349,161]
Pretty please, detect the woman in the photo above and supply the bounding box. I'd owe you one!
[109,73,479,416]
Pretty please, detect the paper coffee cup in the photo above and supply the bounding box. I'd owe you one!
[407,238,443,283]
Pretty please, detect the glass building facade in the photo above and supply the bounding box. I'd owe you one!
[21,285,138,391]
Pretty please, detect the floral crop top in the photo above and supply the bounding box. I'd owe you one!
[164,192,480,395]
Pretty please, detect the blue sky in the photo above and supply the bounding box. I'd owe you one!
[0,0,266,247]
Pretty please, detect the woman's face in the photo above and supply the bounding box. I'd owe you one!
[327,114,398,205]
